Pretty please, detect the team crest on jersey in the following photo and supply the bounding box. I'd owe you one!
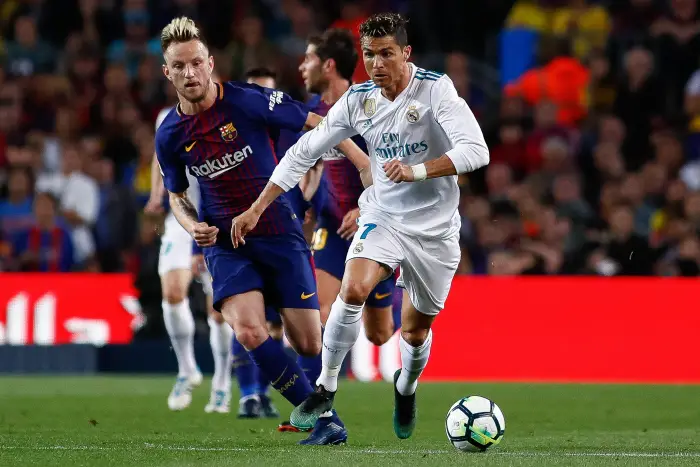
[353,242,364,254]
[219,123,237,142]
[363,98,376,117]
[406,105,419,123]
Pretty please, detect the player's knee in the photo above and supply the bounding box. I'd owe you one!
[366,326,394,346]
[290,335,321,357]
[401,327,430,347]
[162,287,187,305]
[340,279,373,306]
[234,326,268,351]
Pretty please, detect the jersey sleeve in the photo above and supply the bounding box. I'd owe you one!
[430,75,489,174]
[239,84,309,133]
[155,128,189,194]
[270,90,357,191]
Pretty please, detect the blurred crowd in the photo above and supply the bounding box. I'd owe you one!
[0,0,698,283]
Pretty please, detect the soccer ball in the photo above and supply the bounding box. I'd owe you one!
[445,396,505,452]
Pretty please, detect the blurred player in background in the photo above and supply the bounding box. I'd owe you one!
[298,28,400,390]
[154,18,367,444]
[232,12,489,441]
[146,71,233,414]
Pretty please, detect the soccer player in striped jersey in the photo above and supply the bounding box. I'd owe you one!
[155,17,366,445]
[146,75,233,413]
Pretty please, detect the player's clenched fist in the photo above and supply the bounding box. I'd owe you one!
[191,222,219,247]
[383,159,414,183]
[231,208,261,248]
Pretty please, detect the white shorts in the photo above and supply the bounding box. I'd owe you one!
[346,214,460,316]
[198,269,214,297]
[158,213,194,276]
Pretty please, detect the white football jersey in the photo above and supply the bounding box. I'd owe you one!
[155,107,200,210]
[271,64,489,238]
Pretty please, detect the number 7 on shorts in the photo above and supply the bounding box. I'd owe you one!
[360,223,377,240]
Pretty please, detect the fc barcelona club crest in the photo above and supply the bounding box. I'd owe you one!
[363,98,376,117]
[406,105,419,123]
[219,123,237,142]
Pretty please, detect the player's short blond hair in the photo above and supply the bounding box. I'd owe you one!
[160,16,205,53]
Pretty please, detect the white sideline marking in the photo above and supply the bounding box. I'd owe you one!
[2,445,700,457]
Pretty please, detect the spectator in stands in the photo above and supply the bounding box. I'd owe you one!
[5,15,56,76]
[90,157,137,272]
[551,0,612,60]
[651,0,700,111]
[0,165,34,238]
[9,191,74,272]
[330,0,369,83]
[35,144,99,266]
[612,0,661,37]
[614,46,660,170]
[506,0,551,33]
[106,8,160,79]
[505,39,590,127]
[223,15,280,83]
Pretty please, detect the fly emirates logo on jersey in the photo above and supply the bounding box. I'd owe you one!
[374,132,428,162]
[190,145,253,179]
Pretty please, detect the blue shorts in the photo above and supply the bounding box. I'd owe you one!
[312,216,395,308]
[204,231,319,312]
[265,306,282,325]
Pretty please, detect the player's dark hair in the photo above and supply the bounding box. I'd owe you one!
[359,12,409,47]
[313,29,358,82]
[245,67,277,81]
[307,34,323,49]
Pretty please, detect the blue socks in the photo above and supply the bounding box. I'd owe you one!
[249,336,313,406]
[255,338,282,396]
[232,336,258,398]
[297,326,323,386]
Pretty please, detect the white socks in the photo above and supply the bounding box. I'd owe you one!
[208,317,233,392]
[316,296,364,392]
[396,330,432,396]
[162,299,198,377]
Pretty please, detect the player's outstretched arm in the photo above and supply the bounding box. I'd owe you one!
[337,138,372,188]
[232,91,358,247]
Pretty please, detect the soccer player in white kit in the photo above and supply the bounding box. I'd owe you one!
[146,103,234,414]
[231,12,489,440]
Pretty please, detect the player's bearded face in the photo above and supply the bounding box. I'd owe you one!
[361,36,411,88]
[163,40,214,103]
[299,44,325,93]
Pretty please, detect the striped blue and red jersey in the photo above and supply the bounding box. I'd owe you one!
[155,82,309,246]
[308,94,367,227]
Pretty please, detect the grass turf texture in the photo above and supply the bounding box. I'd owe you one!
[1,376,700,466]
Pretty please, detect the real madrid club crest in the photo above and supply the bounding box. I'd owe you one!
[363,98,376,118]
[406,105,419,123]
[353,242,364,254]
[219,123,237,142]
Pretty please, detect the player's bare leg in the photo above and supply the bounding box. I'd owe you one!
[317,269,341,324]
[162,269,202,411]
[351,304,396,381]
[291,258,388,426]
[221,291,317,421]
[393,289,434,439]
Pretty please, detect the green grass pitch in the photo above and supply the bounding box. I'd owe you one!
[1,376,700,466]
